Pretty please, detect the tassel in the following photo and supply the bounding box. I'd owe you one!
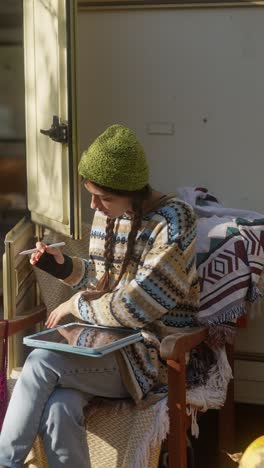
[225,451,242,463]
[186,406,199,438]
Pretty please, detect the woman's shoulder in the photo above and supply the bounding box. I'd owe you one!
[151,194,196,224]
[143,195,196,244]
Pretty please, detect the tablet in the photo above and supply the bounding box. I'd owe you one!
[23,322,142,357]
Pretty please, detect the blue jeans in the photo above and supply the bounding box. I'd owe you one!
[0,348,129,468]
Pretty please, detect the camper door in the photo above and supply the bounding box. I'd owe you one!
[23,0,81,239]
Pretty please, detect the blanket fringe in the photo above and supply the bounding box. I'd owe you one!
[246,285,263,303]
[127,397,169,468]
[186,406,199,438]
[186,347,232,438]
[198,284,264,327]
[198,304,246,326]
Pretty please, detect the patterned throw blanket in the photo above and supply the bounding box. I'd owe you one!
[177,186,264,428]
[177,187,264,334]
[197,215,264,327]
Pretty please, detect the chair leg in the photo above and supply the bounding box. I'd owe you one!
[167,356,187,468]
[187,435,195,468]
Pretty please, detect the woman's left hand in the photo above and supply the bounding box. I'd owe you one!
[45,299,73,329]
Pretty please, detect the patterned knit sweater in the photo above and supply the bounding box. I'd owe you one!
[63,195,200,403]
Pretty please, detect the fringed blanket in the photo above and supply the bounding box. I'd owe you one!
[177,186,264,435]
[197,216,264,326]
[177,186,264,331]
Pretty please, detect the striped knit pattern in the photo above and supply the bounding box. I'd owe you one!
[64,196,200,401]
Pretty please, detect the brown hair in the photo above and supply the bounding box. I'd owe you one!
[82,182,152,301]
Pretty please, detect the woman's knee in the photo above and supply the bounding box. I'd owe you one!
[22,348,61,381]
[25,348,55,365]
[39,388,88,432]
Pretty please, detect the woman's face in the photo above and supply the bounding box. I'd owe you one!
[84,181,134,219]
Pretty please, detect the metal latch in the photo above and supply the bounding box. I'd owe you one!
[40,115,68,143]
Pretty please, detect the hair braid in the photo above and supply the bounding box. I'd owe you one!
[81,217,116,301]
[81,183,151,302]
[103,217,116,273]
[112,203,142,289]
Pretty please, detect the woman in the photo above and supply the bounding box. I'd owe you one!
[0,124,199,468]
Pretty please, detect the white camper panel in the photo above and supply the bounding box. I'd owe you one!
[77,6,264,403]
[77,7,264,213]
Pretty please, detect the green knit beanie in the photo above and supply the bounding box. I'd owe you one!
[78,124,149,191]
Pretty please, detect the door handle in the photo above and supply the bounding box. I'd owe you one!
[40,115,68,143]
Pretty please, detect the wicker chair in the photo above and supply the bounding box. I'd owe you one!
[0,316,234,468]
[0,225,235,468]
[0,313,235,468]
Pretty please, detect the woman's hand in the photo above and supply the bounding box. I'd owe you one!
[30,241,64,266]
[45,299,73,329]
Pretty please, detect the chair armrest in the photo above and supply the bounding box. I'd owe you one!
[0,304,47,339]
[160,327,208,361]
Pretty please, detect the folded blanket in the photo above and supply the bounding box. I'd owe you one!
[197,216,264,326]
[176,186,264,420]
[177,187,264,331]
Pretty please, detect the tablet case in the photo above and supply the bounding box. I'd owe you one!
[23,322,142,357]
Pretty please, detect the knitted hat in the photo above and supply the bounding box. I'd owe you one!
[78,124,149,191]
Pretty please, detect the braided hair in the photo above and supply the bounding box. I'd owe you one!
[82,183,151,301]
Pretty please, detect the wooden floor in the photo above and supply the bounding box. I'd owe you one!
[192,403,264,468]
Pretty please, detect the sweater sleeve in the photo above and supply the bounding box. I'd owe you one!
[69,212,198,329]
[35,252,96,291]
[35,252,73,279]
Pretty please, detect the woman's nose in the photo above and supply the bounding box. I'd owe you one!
[90,195,100,210]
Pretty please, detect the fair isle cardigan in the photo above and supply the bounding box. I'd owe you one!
[60,195,200,403]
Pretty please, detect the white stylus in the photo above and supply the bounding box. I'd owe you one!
[19,242,66,255]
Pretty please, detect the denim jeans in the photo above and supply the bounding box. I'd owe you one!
[0,348,129,468]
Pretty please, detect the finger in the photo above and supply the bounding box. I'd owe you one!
[30,242,46,265]
[46,319,56,329]
[35,251,42,261]
[30,251,43,265]
[50,316,60,328]
[45,311,54,328]
[46,310,61,329]
[45,318,51,328]
[45,315,55,328]
[45,247,64,264]
[45,246,58,253]
[30,252,41,265]
[36,241,46,253]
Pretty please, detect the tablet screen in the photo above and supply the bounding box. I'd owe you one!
[32,324,139,351]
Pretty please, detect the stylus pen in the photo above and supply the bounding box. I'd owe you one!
[19,242,66,255]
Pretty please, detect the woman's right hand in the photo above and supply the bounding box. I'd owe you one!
[30,242,65,266]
